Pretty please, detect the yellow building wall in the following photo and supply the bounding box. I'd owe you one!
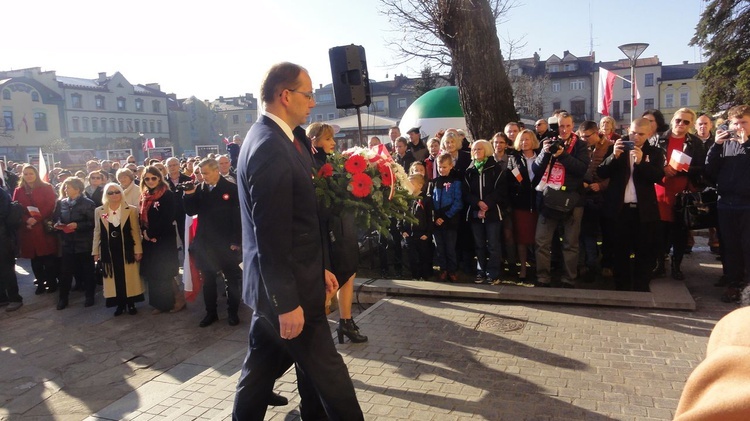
[1,82,63,148]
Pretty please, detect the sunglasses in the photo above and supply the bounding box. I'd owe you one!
[90,176,102,180]
[675,118,692,126]
[143,176,159,181]
[106,191,121,195]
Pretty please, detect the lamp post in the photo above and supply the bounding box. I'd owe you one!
[618,42,649,122]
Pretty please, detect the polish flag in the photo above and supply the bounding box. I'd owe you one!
[597,67,616,116]
[143,138,155,152]
[222,137,230,145]
[38,148,49,183]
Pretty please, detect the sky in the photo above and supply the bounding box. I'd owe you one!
[4,0,707,101]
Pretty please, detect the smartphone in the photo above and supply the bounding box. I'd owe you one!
[621,141,635,151]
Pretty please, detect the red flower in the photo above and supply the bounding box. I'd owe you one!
[317,163,334,178]
[378,163,393,187]
[350,173,373,198]
[344,155,367,174]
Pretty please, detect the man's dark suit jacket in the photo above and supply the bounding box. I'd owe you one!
[597,139,665,222]
[237,115,325,323]
[183,174,241,249]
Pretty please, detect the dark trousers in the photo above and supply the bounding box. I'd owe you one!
[406,233,433,279]
[0,256,21,303]
[30,254,59,287]
[198,249,241,315]
[612,206,657,292]
[471,221,502,279]
[434,228,458,272]
[233,313,363,421]
[718,207,750,287]
[59,252,95,299]
[378,218,403,273]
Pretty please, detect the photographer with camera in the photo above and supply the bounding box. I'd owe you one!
[597,118,665,292]
[532,112,590,288]
[182,158,242,327]
[705,105,750,303]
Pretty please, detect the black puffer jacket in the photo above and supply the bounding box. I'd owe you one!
[463,156,507,223]
[54,196,96,254]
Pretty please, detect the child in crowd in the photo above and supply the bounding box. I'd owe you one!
[409,161,426,177]
[431,153,463,282]
[401,174,433,280]
[424,137,441,181]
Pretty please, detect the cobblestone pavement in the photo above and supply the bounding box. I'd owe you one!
[1,234,739,420]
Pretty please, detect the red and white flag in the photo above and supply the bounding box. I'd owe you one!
[38,148,49,183]
[222,137,230,145]
[143,138,155,152]
[597,68,616,116]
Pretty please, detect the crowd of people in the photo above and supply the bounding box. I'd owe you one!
[377,105,749,303]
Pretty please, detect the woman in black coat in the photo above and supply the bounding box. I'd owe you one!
[139,166,178,314]
[53,177,97,310]
[307,122,367,344]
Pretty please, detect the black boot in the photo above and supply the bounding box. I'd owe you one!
[337,319,368,344]
[671,256,685,280]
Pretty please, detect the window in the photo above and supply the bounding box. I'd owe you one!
[666,93,674,108]
[118,119,124,133]
[117,97,126,111]
[680,91,689,106]
[569,80,584,90]
[612,101,621,119]
[82,117,89,132]
[149,120,155,132]
[134,120,140,133]
[72,117,79,132]
[135,98,144,112]
[552,81,560,92]
[2,90,9,100]
[126,119,133,132]
[95,95,105,110]
[623,75,631,89]
[152,100,160,113]
[548,64,559,73]
[552,101,561,110]
[245,113,252,123]
[645,73,654,87]
[328,113,335,120]
[398,98,407,108]
[373,100,385,112]
[31,92,39,102]
[110,118,115,132]
[316,114,323,122]
[570,100,585,117]
[623,100,631,114]
[315,92,333,103]
[101,118,107,132]
[92,118,98,132]
[71,94,82,109]
[644,98,654,109]
[564,63,576,71]
[232,115,239,124]
[34,113,47,132]
[157,120,162,133]
[3,111,13,130]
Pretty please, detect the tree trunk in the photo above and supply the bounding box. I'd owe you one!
[436,0,518,139]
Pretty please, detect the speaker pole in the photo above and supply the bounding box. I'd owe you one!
[356,107,364,147]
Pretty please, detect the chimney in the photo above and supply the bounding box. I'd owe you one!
[98,72,107,82]
[533,52,540,63]
[683,60,688,64]
[563,50,570,56]
[146,83,161,91]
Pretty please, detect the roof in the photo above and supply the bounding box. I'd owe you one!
[0,76,64,103]
[325,112,397,130]
[661,63,704,81]
[56,75,107,90]
[597,56,662,71]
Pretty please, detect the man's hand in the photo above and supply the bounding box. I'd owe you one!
[135,253,142,262]
[664,165,678,177]
[324,269,339,295]
[477,200,488,212]
[631,146,644,165]
[589,183,601,192]
[279,306,304,340]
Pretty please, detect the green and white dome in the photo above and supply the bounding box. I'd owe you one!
[399,86,468,139]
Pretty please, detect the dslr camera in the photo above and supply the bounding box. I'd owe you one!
[548,139,564,154]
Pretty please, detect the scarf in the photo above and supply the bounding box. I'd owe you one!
[473,158,488,174]
[139,185,167,229]
[99,211,136,278]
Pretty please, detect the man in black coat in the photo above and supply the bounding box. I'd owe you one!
[597,118,665,292]
[165,157,193,244]
[183,158,242,327]
[232,62,363,420]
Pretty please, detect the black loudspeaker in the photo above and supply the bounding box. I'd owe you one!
[329,45,371,109]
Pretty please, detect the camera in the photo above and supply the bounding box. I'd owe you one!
[173,181,197,193]
[548,139,564,154]
[621,140,635,151]
[718,124,740,141]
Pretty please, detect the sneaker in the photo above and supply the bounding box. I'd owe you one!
[6,301,23,312]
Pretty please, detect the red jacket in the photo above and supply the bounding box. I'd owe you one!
[13,184,59,258]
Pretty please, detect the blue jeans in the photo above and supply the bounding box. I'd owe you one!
[471,221,502,279]
[433,228,458,272]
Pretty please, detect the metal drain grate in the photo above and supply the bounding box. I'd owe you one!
[475,315,527,333]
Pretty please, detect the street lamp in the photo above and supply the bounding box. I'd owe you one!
[618,42,649,122]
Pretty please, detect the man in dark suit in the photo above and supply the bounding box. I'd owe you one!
[232,62,363,420]
[597,118,665,292]
[183,158,242,327]
[165,157,193,244]
[0,160,18,194]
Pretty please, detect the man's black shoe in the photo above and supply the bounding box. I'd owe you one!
[227,313,240,326]
[268,392,288,406]
[199,313,218,327]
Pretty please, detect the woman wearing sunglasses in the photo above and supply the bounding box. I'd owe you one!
[139,166,178,314]
[85,171,106,207]
[653,108,706,281]
[93,182,144,316]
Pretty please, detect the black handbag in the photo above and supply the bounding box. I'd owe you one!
[542,187,580,214]
[674,188,718,230]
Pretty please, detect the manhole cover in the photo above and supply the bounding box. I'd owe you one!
[476,315,527,333]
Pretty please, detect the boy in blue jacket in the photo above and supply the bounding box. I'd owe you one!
[431,153,463,282]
